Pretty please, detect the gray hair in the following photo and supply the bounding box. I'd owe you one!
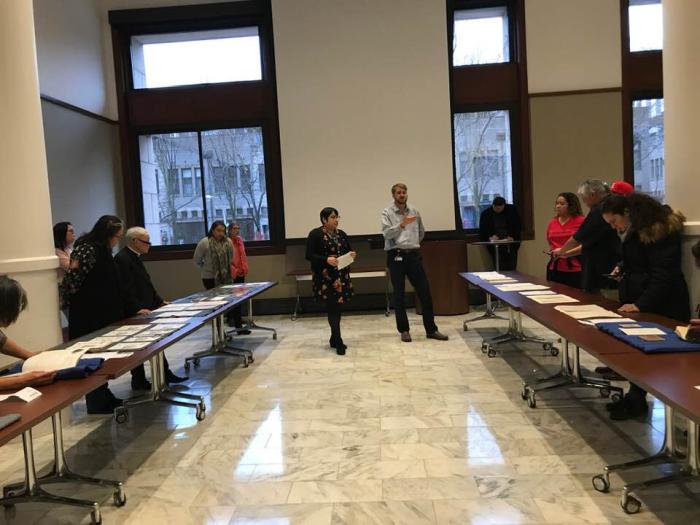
[577,179,609,198]
[126,226,148,243]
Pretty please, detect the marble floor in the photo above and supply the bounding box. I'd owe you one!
[1,309,699,524]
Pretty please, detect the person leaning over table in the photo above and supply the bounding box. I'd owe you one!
[305,207,356,355]
[193,220,234,291]
[545,192,584,289]
[551,179,619,294]
[115,227,186,391]
[60,215,125,414]
[601,193,690,421]
[0,276,55,390]
[478,196,522,271]
[226,222,251,335]
[684,239,700,339]
[381,182,448,343]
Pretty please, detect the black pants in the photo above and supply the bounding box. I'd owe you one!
[202,278,216,290]
[131,356,173,383]
[486,245,518,271]
[546,267,582,289]
[327,299,343,344]
[228,276,246,327]
[387,250,438,334]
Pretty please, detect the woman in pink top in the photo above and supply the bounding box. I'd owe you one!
[227,222,251,334]
[546,192,585,288]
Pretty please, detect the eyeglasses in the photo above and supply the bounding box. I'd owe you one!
[136,238,152,246]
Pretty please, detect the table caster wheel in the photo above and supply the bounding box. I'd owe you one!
[273,333,278,340]
[114,407,128,424]
[184,361,191,372]
[463,322,469,332]
[193,358,201,368]
[611,392,622,402]
[480,342,488,353]
[621,493,641,514]
[599,387,611,398]
[196,405,206,421]
[91,507,102,524]
[113,488,127,507]
[591,474,610,493]
[520,385,529,400]
[487,347,497,358]
[3,488,16,499]
[549,346,559,356]
[527,392,537,409]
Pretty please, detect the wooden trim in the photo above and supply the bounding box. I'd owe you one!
[528,87,622,98]
[141,243,285,261]
[40,95,118,125]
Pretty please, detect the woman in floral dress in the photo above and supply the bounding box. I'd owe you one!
[305,207,356,355]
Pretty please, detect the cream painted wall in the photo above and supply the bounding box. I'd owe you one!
[273,0,455,238]
[33,0,111,117]
[526,0,622,94]
[42,100,124,235]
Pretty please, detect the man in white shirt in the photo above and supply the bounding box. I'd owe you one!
[381,183,448,343]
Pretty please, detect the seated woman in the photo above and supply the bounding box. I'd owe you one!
[546,192,584,288]
[305,207,356,355]
[0,276,55,390]
[601,193,690,420]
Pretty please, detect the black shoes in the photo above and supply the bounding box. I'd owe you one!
[165,370,187,384]
[401,332,412,343]
[608,396,649,421]
[86,388,123,415]
[595,366,626,381]
[329,337,347,355]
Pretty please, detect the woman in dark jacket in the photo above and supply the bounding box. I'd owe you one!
[305,207,356,355]
[602,194,690,420]
[61,215,125,414]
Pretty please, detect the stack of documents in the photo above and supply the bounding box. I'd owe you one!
[520,290,556,296]
[529,294,579,304]
[554,305,622,320]
[496,283,550,292]
[579,317,636,326]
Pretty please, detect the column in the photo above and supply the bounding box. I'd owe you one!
[663,0,700,309]
[0,1,62,352]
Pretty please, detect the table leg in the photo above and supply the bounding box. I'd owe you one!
[240,298,277,339]
[0,428,104,524]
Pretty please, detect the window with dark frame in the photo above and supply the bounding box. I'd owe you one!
[621,0,664,201]
[109,0,285,258]
[447,0,532,235]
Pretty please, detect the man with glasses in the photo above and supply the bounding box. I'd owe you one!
[115,227,186,389]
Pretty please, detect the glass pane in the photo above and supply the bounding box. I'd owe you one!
[139,132,206,246]
[131,27,262,89]
[201,128,270,241]
[632,98,665,201]
[453,7,509,66]
[453,111,513,229]
[629,0,663,52]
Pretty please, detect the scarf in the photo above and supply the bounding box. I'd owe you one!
[208,237,233,285]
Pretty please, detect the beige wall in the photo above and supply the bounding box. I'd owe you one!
[526,0,622,94]
[516,91,624,278]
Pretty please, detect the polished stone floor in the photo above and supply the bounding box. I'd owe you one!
[1,309,699,524]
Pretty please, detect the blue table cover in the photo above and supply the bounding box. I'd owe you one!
[597,322,700,354]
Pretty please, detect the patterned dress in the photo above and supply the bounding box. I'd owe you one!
[305,227,354,305]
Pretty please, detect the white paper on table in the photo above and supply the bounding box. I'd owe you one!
[472,272,507,281]
[185,305,215,311]
[0,387,42,402]
[192,301,227,307]
[578,317,636,326]
[554,305,621,319]
[529,294,579,304]
[620,327,666,336]
[154,304,191,312]
[23,349,86,372]
[107,341,152,351]
[84,351,134,360]
[126,334,162,342]
[496,283,550,292]
[337,252,355,270]
[151,319,190,326]
[103,326,147,337]
[520,290,557,296]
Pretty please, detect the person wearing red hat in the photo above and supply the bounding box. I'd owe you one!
[610,180,634,196]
